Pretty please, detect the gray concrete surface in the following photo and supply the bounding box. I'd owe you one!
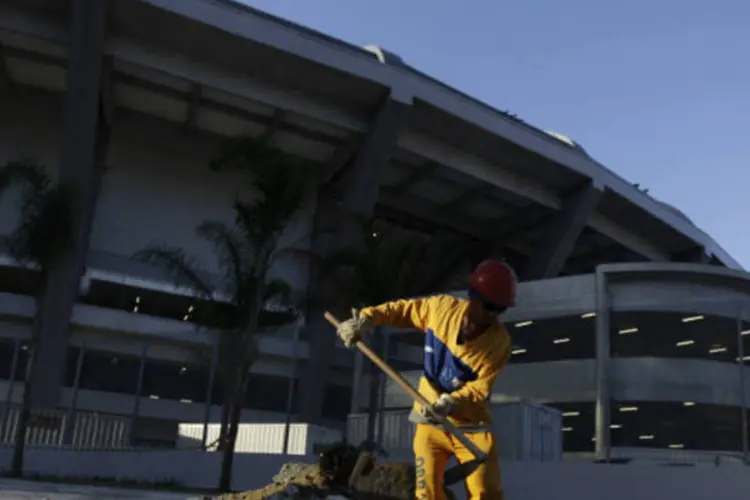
[0,478,202,500]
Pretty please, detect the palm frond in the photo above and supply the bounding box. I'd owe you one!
[263,278,292,305]
[132,245,214,299]
[195,221,247,290]
[0,159,51,202]
[5,180,77,268]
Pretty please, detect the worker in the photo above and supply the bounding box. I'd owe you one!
[334,259,516,500]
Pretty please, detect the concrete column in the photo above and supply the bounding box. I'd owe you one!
[201,334,219,450]
[28,0,110,409]
[300,92,412,424]
[61,347,85,446]
[594,268,612,460]
[128,343,148,445]
[523,180,603,280]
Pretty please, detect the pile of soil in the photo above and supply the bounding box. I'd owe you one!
[216,461,415,500]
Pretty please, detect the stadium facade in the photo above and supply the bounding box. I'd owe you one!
[0,0,747,459]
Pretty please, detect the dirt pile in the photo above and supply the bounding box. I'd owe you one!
[216,460,415,500]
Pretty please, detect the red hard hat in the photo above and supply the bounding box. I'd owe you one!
[468,260,517,308]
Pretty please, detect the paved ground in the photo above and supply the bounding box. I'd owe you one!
[0,479,203,500]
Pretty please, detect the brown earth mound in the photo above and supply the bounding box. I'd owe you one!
[216,461,415,500]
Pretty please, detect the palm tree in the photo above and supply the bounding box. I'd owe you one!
[0,159,78,476]
[319,219,471,443]
[134,136,309,492]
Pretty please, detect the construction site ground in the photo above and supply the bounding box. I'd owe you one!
[0,478,201,500]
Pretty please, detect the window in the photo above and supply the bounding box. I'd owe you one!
[322,384,352,420]
[78,349,141,395]
[0,339,17,380]
[244,373,296,413]
[13,342,30,382]
[142,359,209,403]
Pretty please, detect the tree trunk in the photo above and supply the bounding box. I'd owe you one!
[216,395,231,452]
[218,368,252,492]
[366,327,383,444]
[10,292,45,477]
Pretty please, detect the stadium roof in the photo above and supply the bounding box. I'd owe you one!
[0,0,742,277]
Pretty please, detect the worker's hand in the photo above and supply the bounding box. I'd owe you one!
[422,393,457,423]
[336,308,373,348]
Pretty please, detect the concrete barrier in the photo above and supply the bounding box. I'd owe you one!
[0,448,749,499]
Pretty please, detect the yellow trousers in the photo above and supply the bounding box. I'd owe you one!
[413,424,504,500]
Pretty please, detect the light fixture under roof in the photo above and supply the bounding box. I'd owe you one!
[514,321,533,328]
[619,406,638,412]
[581,312,596,319]
[562,411,580,417]
[683,401,695,407]
[681,315,704,323]
[511,348,527,355]
[709,346,727,354]
[676,340,695,347]
[618,327,638,335]
[553,337,570,344]
[639,434,655,440]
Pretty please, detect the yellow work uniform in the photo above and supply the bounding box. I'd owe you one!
[361,294,511,500]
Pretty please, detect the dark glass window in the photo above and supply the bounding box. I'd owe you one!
[0,339,17,380]
[13,342,31,382]
[244,373,297,413]
[78,349,141,395]
[142,358,209,403]
[322,384,352,420]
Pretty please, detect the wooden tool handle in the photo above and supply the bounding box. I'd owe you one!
[324,311,486,460]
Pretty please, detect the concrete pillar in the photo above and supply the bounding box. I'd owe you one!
[523,180,603,280]
[594,268,611,460]
[300,92,412,424]
[61,347,85,446]
[27,0,110,408]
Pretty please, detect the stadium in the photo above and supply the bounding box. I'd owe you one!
[0,0,748,470]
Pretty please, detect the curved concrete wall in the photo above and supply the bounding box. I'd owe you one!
[399,263,750,415]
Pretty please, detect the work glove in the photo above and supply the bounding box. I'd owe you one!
[421,393,457,424]
[336,308,373,348]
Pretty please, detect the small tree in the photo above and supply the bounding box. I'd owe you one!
[0,160,77,476]
[134,136,308,492]
[320,221,469,442]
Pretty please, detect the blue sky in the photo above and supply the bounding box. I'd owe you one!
[242,0,749,267]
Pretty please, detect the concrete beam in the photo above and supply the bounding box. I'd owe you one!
[28,0,109,409]
[0,43,15,95]
[522,181,604,280]
[319,134,362,185]
[438,184,491,215]
[300,91,412,424]
[338,94,412,216]
[387,162,437,195]
[673,245,710,264]
[182,82,202,131]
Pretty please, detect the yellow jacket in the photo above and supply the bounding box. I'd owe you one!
[361,294,511,427]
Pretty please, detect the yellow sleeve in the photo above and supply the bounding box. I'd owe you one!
[450,328,511,412]
[359,296,434,331]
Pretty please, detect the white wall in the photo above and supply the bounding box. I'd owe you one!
[0,90,64,236]
[88,111,318,295]
[1,449,749,500]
